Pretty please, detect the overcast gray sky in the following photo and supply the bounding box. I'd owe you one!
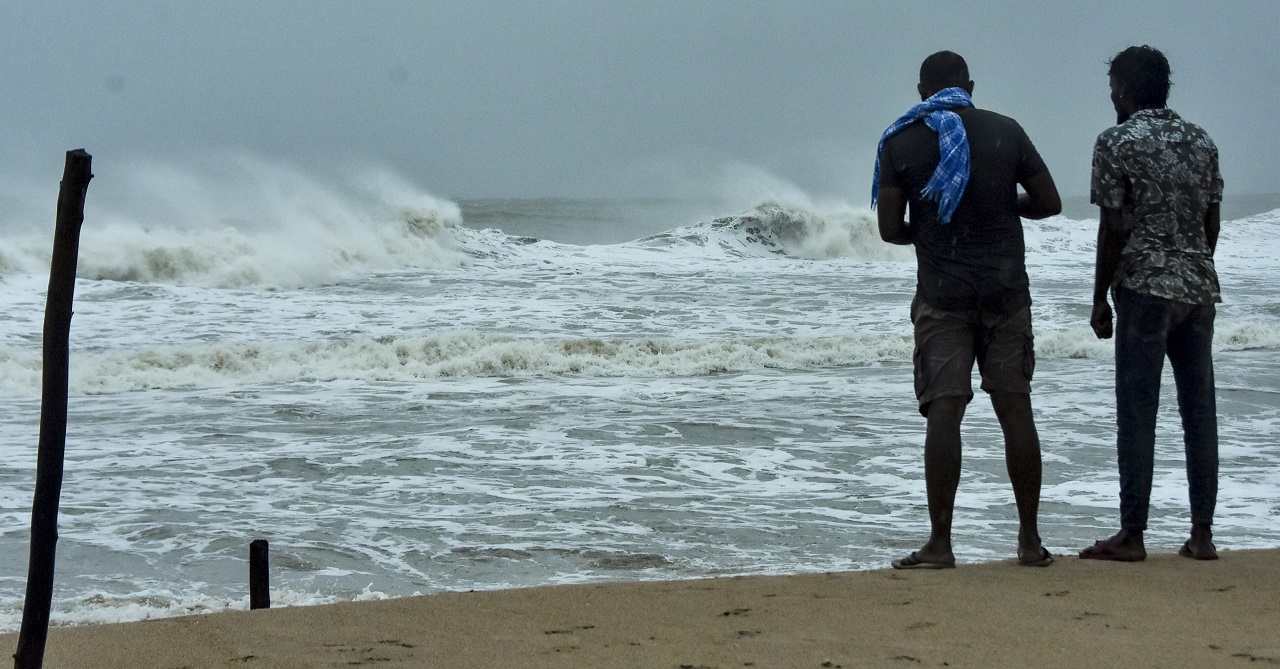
[2,1,1277,202]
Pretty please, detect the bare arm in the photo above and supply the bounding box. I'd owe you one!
[876,186,912,245]
[1017,170,1062,220]
[1090,206,1128,339]
[1204,201,1220,254]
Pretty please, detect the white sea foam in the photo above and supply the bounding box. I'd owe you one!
[643,200,913,262]
[1,187,1278,633]
[1240,207,1280,224]
[2,320,1277,397]
[0,333,912,396]
[0,585,397,632]
[0,157,466,288]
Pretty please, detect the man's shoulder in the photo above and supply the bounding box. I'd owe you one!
[881,118,934,151]
[963,108,1031,142]
[1096,112,1217,152]
[964,108,1024,127]
[1095,121,1131,147]
[966,107,1015,123]
[1167,116,1218,148]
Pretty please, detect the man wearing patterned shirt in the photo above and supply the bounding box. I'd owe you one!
[1080,45,1224,562]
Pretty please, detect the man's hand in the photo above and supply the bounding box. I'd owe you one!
[1091,298,1113,339]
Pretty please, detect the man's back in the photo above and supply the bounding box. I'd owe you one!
[1092,108,1223,304]
[878,108,1048,314]
[1081,45,1223,563]
[875,50,1057,571]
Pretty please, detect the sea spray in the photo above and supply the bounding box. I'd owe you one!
[1,191,1278,633]
[0,156,467,288]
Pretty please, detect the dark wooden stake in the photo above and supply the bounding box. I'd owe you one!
[14,150,93,669]
[249,539,270,610]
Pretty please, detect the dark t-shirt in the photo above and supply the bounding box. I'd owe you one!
[878,108,1048,314]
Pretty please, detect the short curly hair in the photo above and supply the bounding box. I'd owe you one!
[1108,45,1172,108]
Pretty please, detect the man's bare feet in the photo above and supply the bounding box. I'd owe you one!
[1179,523,1218,560]
[1079,529,1146,561]
[891,551,955,569]
[1018,545,1054,567]
[1017,528,1052,566]
[891,540,954,570]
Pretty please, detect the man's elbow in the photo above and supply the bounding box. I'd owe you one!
[878,221,912,245]
[1044,192,1062,217]
[1020,172,1062,219]
[876,203,911,244]
[1098,208,1128,246]
[1204,203,1221,252]
[1026,192,1061,219]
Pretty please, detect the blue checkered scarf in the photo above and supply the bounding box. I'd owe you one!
[872,87,974,224]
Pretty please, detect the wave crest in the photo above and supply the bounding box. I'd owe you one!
[3,321,1277,396]
[645,200,913,261]
[0,158,468,288]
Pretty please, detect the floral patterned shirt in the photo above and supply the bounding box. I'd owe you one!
[1090,108,1223,304]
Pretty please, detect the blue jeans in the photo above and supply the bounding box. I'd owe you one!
[1113,286,1218,531]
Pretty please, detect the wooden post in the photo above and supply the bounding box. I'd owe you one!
[249,540,270,610]
[13,150,93,669]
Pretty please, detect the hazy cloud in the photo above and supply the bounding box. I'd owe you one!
[2,1,1276,201]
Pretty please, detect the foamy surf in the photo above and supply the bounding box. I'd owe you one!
[0,585,397,633]
[2,320,1278,397]
[0,157,468,288]
[640,200,914,262]
[2,184,1277,634]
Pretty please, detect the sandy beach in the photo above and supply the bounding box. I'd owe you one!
[5,548,1278,668]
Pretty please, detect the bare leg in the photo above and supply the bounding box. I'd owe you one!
[990,391,1046,563]
[903,396,966,567]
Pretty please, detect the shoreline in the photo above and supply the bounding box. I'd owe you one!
[5,548,1278,668]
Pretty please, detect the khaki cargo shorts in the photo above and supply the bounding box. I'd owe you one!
[911,294,1035,417]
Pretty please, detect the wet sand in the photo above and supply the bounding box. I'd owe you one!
[5,548,1278,668]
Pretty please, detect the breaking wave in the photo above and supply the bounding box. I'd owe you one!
[642,200,913,261]
[3,320,1278,396]
[0,157,468,288]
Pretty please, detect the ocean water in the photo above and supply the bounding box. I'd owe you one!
[1,162,1278,631]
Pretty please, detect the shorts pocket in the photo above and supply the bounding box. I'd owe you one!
[1022,332,1036,382]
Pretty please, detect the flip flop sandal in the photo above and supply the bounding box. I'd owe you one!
[891,551,954,570]
[1019,546,1054,567]
[1178,540,1219,560]
[1078,540,1144,562]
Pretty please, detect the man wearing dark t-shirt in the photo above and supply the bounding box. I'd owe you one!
[874,51,1062,569]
